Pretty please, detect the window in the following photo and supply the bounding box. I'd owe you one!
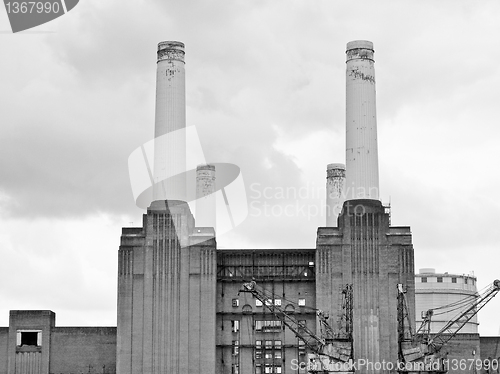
[421,277,427,283]
[265,321,282,332]
[299,362,307,374]
[265,340,273,348]
[471,279,475,285]
[256,320,282,332]
[256,340,262,347]
[232,364,239,374]
[298,320,306,330]
[265,365,273,374]
[298,298,306,306]
[232,340,239,356]
[232,298,239,307]
[256,299,263,307]
[274,299,282,306]
[232,320,240,333]
[21,332,38,346]
[452,277,457,283]
[265,352,273,359]
[275,366,282,374]
[308,261,314,266]
[437,277,443,283]
[465,278,468,284]
[265,299,272,306]
[275,351,282,359]
[17,331,41,347]
[274,340,282,348]
[256,365,262,374]
[298,340,306,355]
[256,321,263,331]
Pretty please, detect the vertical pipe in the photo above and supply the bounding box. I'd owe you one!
[326,163,346,227]
[153,41,186,202]
[196,164,216,230]
[345,40,379,200]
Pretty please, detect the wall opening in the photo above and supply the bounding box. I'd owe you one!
[21,331,38,346]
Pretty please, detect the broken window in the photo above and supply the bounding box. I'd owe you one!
[17,331,41,347]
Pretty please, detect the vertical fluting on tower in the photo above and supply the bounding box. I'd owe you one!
[196,164,216,230]
[326,163,345,227]
[345,40,380,201]
[153,41,186,202]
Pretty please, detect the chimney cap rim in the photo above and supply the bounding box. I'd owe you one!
[327,163,346,170]
[346,40,374,51]
[157,41,185,51]
[196,164,216,171]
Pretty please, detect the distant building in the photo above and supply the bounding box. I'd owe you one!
[415,268,478,334]
[415,268,481,372]
[0,311,115,374]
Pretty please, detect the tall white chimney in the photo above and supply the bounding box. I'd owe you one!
[345,40,379,200]
[196,164,216,229]
[326,163,345,227]
[152,41,186,202]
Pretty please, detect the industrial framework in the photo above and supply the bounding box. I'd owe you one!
[397,279,500,373]
[240,281,354,373]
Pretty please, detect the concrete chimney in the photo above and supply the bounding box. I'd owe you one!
[326,163,345,227]
[196,164,216,230]
[152,41,186,202]
[345,40,380,200]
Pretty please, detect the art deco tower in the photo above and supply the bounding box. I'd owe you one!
[117,42,217,374]
[345,40,379,200]
[316,41,415,373]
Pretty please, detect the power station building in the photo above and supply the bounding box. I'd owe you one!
[0,41,498,374]
[115,40,416,374]
[415,268,479,335]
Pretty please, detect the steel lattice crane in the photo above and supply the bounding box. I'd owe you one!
[239,281,354,374]
[397,279,500,374]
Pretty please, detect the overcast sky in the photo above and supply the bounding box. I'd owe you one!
[1,0,500,336]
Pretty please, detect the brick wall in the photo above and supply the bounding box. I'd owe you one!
[0,327,8,374]
[439,334,481,374]
[49,327,116,374]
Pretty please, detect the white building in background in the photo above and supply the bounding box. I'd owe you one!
[415,268,478,334]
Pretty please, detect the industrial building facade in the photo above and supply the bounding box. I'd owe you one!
[115,198,415,374]
[0,311,116,374]
[114,39,419,373]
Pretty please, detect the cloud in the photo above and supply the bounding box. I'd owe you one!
[1,0,500,333]
[0,215,119,326]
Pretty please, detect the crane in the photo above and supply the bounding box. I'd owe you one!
[397,279,500,373]
[239,281,354,373]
